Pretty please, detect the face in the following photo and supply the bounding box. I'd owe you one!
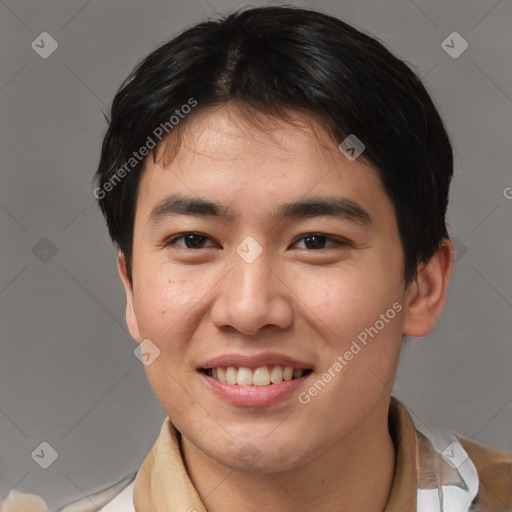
[119,104,411,472]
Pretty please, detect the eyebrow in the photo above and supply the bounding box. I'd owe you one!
[148,193,373,227]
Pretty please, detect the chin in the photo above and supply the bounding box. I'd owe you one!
[207,434,309,473]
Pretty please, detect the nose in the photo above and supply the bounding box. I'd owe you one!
[210,250,293,336]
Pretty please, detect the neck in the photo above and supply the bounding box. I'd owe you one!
[181,397,396,512]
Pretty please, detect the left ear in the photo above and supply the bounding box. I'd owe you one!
[117,250,143,343]
[402,238,454,337]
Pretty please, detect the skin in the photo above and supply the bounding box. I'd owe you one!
[118,103,453,511]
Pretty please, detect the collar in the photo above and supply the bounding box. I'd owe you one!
[132,397,421,511]
[384,396,419,511]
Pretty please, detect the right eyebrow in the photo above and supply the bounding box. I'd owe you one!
[147,193,373,228]
[148,194,234,224]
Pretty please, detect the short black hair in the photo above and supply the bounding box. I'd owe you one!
[94,5,453,284]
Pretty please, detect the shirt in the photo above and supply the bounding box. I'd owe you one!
[58,397,512,512]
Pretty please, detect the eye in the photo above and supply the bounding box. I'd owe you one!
[161,232,348,251]
[292,233,348,250]
[163,232,218,249]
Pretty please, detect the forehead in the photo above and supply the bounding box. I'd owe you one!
[135,103,389,224]
[154,103,342,167]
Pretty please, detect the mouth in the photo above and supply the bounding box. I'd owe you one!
[200,366,314,386]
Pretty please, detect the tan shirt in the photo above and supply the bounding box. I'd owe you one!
[55,397,511,511]
[386,398,512,511]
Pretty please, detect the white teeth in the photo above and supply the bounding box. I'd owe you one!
[252,366,271,386]
[237,367,253,386]
[208,365,308,386]
[270,365,283,384]
[283,367,293,381]
[217,367,227,383]
[226,366,237,385]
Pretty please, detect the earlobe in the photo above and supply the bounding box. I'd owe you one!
[117,251,142,343]
[402,238,454,338]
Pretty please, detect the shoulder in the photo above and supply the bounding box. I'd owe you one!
[96,478,135,512]
[458,435,512,511]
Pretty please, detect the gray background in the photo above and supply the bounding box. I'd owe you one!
[0,0,511,508]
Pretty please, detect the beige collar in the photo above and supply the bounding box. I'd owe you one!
[133,397,419,511]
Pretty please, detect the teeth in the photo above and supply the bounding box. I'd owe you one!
[207,365,308,386]
[217,367,227,383]
[283,367,293,381]
[270,365,283,383]
[226,366,237,385]
[236,367,253,386]
[252,367,270,386]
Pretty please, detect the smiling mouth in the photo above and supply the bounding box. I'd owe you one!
[201,365,313,386]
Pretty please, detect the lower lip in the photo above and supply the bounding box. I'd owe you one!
[201,372,310,407]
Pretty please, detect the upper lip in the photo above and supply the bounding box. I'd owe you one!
[199,352,313,370]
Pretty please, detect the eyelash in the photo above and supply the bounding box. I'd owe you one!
[160,232,349,250]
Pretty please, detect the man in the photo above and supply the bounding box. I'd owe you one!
[63,5,512,511]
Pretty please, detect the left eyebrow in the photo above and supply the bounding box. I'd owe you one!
[148,193,373,227]
[274,196,373,227]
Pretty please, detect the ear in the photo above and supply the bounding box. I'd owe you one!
[117,251,142,343]
[402,238,454,337]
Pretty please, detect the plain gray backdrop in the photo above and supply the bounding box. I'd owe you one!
[1,0,511,509]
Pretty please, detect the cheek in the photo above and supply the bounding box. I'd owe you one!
[292,266,400,346]
[132,263,209,342]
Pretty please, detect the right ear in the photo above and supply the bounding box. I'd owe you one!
[117,251,142,343]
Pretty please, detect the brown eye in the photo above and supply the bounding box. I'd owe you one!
[293,233,347,250]
[165,232,216,249]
